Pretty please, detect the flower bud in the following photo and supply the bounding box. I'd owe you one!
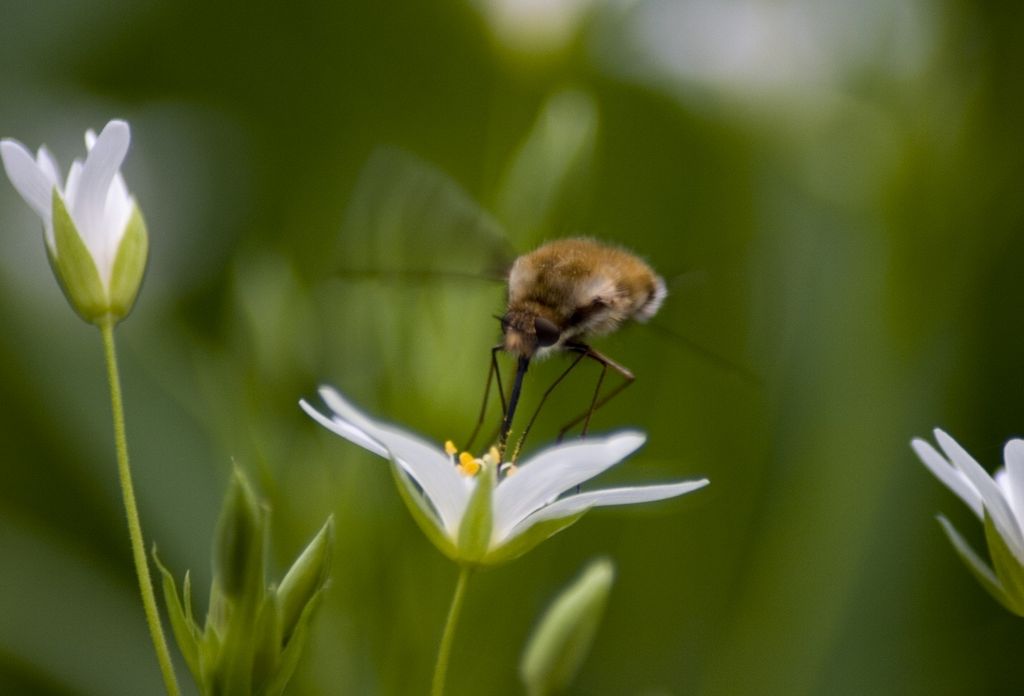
[214,468,265,600]
[1,119,148,325]
[154,469,333,696]
[520,558,615,696]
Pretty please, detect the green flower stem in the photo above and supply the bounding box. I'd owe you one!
[100,318,181,696]
[431,566,472,696]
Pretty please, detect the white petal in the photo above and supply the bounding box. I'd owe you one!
[935,429,1024,560]
[1,139,57,229]
[71,120,130,281]
[35,146,62,189]
[64,159,83,204]
[911,437,983,519]
[315,387,469,534]
[1003,440,1024,523]
[103,173,133,242]
[492,432,646,541]
[299,399,388,458]
[502,479,709,543]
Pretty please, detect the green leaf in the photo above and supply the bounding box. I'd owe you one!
[520,558,615,696]
[456,464,495,564]
[482,510,588,567]
[151,547,201,679]
[108,204,148,320]
[982,512,1024,615]
[389,459,458,560]
[51,190,107,322]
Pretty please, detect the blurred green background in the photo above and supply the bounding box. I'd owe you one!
[2,0,1024,694]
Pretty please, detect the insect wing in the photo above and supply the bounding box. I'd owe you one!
[325,147,509,411]
[336,146,513,281]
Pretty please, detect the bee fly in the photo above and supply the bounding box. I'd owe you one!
[468,237,667,459]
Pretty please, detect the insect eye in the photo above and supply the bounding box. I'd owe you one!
[534,317,561,347]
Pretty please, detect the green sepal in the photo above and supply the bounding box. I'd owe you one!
[206,581,229,637]
[520,558,615,696]
[250,593,283,693]
[482,510,588,567]
[152,547,201,678]
[389,459,458,560]
[936,516,1013,614]
[216,575,263,696]
[183,570,197,640]
[198,584,225,693]
[108,204,148,320]
[983,512,1024,615]
[456,463,495,564]
[51,189,107,322]
[261,588,326,696]
[277,515,334,642]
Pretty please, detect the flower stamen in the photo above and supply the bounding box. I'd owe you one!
[457,451,481,477]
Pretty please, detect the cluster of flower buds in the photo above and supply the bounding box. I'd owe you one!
[154,469,334,696]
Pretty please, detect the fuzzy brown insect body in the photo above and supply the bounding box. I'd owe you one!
[478,238,666,458]
[502,238,666,359]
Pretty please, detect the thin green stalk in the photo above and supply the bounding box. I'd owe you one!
[431,566,472,696]
[100,318,181,696]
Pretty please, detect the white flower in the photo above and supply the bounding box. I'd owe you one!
[912,428,1024,615]
[301,386,708,566]
[1,119,148,323]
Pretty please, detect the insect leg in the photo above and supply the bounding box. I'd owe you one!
[509,350,588,462]
[557,344,636,441]
[464,344,504,452]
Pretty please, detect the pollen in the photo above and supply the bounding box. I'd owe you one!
[458,452,481,477]
[444,440,458,456]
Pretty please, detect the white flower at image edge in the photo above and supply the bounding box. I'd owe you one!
[912,428,1024,615]
[301,387,709,566]
[1,119,147,323]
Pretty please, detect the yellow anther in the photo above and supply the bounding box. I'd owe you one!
[458,452,481,477]
[444,440,458,456]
